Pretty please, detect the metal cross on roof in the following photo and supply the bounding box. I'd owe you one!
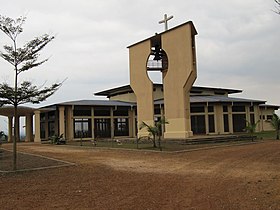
[159,14,174,31]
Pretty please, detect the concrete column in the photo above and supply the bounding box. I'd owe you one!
[59,106,65,137]
[110,108,114,139]
[91,107,95,139]
[215,105,223,134]
[162,25,197,139]
[255,105,261,132]
[25,114,33,142]
[245,106,250,124]
[228,106,233,134]
[129,39,154,138]
[65,106,74,140]
[205,105,209,134]
[128,109,134,137]
[34,110,41,143]
[8,116,13,142]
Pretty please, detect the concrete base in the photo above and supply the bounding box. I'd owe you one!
[164,131,193,139]
[163,118,193,139]
[137,132,151,139]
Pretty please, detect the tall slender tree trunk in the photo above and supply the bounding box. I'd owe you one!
[13,40,18,171]
[13,105,18,171]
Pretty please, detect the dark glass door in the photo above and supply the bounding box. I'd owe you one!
[191,115,206,134]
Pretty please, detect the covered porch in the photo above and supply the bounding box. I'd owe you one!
[0,106,35,142]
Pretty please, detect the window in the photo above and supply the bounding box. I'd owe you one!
[114,118,129,136]
[233,114,246,132]
[223,106,228,113]
[208,115,215,133]
[249,106,254,112]
[48,121,56,137]
[232,106,245,112]
[267,115,273,120]
[191,106,205,113]
[74,118,92,138]
[154,107,161,115]
[94,107,110,116]
[40,113,46,121]
[114,109,129,116]
[191,115,206,134]
[94,118,111,138]
[48,111,56,120]
[250,114,255,124]
[74,109,91,116]
[223,114,229,132]
[208,106,214,113]
[40,122,46,139]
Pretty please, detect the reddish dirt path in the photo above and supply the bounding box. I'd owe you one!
[1,141,280,209]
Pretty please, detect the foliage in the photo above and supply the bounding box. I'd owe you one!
[0,131,6,144]
[244,120,259,141]
[275,0,280,15]
[139,118,168,150]
[0,81,61,106]
[270,114,280,140]
[49,134,65,145]
[0,15,62,170]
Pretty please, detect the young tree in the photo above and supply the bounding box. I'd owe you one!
[270,114,280,140]
[244,120,259,141]
[139,118,168,150]
[0,15,61,170]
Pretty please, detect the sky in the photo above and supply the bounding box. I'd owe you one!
[0,0,280,133]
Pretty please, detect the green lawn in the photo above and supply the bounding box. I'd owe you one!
[255,131,277,140]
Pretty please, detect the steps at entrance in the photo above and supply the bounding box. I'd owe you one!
[166,135,256,145]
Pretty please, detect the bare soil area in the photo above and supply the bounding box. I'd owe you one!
[0,141,280,210]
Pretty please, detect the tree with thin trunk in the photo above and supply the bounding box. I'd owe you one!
[139,118,168,150]
[270,114,280,140]
[0,15,61,170]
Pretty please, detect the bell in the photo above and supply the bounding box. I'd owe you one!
[153,44,162,61]
[153,52,162,61]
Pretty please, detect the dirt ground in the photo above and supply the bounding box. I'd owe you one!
[0,141,280,210]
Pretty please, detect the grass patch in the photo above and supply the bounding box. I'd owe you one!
[255,131,277,140]
[65,138,267,152]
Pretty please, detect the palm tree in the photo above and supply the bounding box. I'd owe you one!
[139,118,168,149]
[270,114,280,140]
[244,120,259,141]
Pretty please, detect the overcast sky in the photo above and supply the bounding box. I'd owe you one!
[0,0,280,132]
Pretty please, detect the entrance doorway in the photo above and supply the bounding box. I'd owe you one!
[191,115,206,134]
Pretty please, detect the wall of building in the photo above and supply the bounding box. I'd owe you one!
[35,102,277,142]
[259,107,276,131]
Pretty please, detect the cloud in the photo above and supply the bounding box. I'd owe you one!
[0,0,279,114]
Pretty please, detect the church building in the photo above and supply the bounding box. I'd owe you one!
[33,83,278,142]
[0,19,278,142]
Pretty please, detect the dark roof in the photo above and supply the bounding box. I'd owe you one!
[94,84,242,97]
[127,21,198,48]
[39,95,267,111]
[56,100,135,107]
[155,95,266,105]
[259,104,280,109]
